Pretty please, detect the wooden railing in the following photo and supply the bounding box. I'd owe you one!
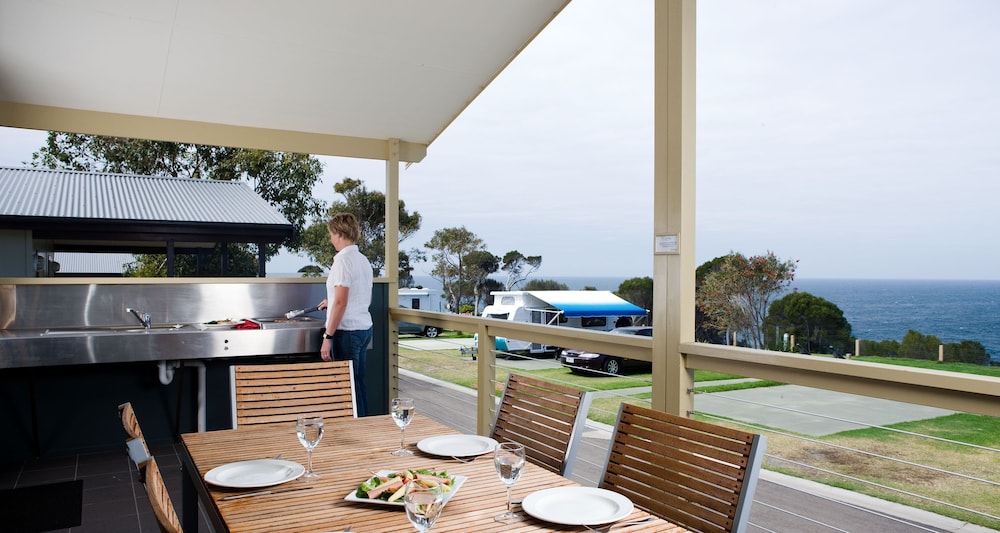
[389,308,1000,430]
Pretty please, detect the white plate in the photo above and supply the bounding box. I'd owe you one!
[521,487,634,526]
[204,459,305,488]
[345,470,467,507]
[416,434,498,457]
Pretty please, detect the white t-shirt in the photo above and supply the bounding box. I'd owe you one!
[326,244,373,331]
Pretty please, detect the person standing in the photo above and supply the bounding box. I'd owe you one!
[317,213,373,416]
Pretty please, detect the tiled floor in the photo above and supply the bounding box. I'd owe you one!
[0,441,209,533]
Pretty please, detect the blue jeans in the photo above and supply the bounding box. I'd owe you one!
[332,328,372,417]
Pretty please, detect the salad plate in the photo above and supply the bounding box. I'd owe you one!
[416,434,498,458]
[345,469,466,507]
[521,486,634,525]
[204,459,305,488]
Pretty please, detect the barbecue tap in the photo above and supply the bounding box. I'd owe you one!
[126,307,151,330]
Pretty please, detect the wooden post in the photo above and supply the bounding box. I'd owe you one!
[939,344,944,362]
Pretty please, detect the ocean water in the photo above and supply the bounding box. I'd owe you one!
[412,275,1000,359]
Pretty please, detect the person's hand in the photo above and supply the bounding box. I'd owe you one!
[320,338,332,361]
[317,299,328,311]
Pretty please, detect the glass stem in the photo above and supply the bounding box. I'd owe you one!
[307,449,313,474]
[506,484,512,513]
[399,427,405,450]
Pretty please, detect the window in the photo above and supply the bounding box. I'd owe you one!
[581,317,607,328]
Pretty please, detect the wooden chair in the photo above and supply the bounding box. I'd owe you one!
[600,403,767,533]
[230,360,357,427]
[117,403,183,533]
[491,373,592,477]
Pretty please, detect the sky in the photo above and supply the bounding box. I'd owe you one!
[2,0,999,281]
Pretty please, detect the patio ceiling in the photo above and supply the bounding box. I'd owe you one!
[0,0,570,162]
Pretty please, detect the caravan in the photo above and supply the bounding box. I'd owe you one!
[479,290,648,356]
[398,287,446,337]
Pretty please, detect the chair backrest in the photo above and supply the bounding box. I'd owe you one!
[490,373,592,477]
[141,457,183,533]
[118,402,150,465]
[117,403,182,533]
[600,403,766,533]
[230,360,357,427]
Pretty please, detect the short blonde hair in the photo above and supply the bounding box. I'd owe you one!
[327,212,361,242]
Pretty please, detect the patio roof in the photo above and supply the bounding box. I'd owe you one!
[0,0,570,161]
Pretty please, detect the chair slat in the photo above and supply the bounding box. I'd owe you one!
[231,361,357,427]
[601,403,767,533]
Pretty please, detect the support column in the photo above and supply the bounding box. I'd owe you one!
[386,139,401,397]
[651,0,697,416]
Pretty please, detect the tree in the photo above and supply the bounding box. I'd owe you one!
[425,227,487,312]
[500,251,542,290]
[32,133,326,276]
[616,277,653,318]
[899,330,942,360]
[465,250,500,314]
[476,278,506,312]
[695,256,729,344]
[522,279,569,291]
[765,291,852,355]
[299,178,422,278]
[697,251,797,349]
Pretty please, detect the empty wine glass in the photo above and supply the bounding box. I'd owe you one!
[494,441,525,523]
[295,415,324,480]
[391,397,415,456]
[404,481,445,532]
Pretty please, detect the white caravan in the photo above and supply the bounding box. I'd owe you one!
[398,287,446,337]
[479,290,648,356]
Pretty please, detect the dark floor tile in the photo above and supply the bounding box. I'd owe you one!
[16,465,77,486]
[76,451,130,477]
[73,511,141,533]
[81,479,138,505]
[23,454,77,471]
[78,471,133,491]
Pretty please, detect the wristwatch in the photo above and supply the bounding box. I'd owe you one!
[322,331,334,340]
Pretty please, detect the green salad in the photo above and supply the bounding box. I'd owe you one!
[355,469,453,503]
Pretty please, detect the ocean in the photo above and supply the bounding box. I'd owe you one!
[412,275,1000,360]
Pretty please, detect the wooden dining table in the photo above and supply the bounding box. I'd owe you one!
[180,414,687,532]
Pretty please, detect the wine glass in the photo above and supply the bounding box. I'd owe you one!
[404,481,445,532]
[493,441,525,523]
[295,415,324,480]
[391,397,415,456]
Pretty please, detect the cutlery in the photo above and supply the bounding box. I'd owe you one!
[219,486,313,501]
[583,516,655,532]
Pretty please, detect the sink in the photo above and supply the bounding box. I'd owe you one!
[43,324,188,335]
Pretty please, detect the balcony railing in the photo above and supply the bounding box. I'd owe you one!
[390,307,1000,531]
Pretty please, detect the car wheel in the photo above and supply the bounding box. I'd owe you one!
[602,357,622,375]
[423,326,439,338]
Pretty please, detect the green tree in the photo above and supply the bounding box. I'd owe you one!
[899,330,942,360]
[31,133,326,276]
[522,279,569,291]
[944,340,990,365]
[696,256,729,344]
[476,278,506,311]
[500,251,542,290]
[300,178,422,278]
[697,251,797,349]
[425,227,487,312]
[465,250,500,313]
[616,277,653,318]
[765,291,852,355]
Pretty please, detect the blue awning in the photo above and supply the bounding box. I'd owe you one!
[526,291,647,318]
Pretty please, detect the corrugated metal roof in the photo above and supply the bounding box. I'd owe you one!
[0,166,290,225]
[53,252,133,274]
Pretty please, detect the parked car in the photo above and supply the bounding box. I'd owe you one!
[398,320,441,338]
[557,326,652,375]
